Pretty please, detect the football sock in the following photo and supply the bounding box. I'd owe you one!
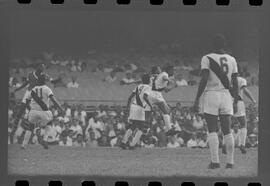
[122,129,132,144]
[163,114,171,131]
[239,128,247,146]
[43,126,50,142]
[130,130,143,147]
[22,130,32,147]
[208,132,220,163]
[224,133,235,164]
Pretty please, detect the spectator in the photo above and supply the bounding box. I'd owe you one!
[9,77,21,88]
[192,114,204,130]
[120,72,136,85]
[246,134,258,148]
[69,119,83,140]
[86,114,104,141]
[232,124,241,147]
[51,71,66,88]
[187,134,198,148]
[96,105,107,118]
[104,71,117,83]
[67,77,79,88]
[175,74,188,87]
[167,135,180,148]
[197,135,207,148]
[73,134,85,147]
[187,74,197,86]
[47,122,62,145]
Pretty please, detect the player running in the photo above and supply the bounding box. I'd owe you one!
[10,63,47,143]
[232,67,256,154]
[120,73,153,150]
[148,65,178,135]
[194,34,239,169]
[20,74,63,149]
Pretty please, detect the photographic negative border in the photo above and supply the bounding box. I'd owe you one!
[0,0,269,185]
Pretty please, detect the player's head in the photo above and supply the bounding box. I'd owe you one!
[141,73,151,84]
[212,34,226,50]
[35,63,46,74]
[37,73,47,86]
[164,65,174,76]
[151,66,161,75]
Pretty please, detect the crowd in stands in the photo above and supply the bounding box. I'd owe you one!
[9,50,259,92]
[8,101,258,149]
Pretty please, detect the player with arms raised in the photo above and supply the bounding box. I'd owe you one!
[20,74,63,149]
[149,65,177,135]
[194,34,239,169]
[120,73,153,149]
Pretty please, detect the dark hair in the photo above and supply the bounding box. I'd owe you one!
[37,73,46,85]
[141,73,151,84]
[164,65,174,73]
[151,66,161,75]
[212,34,226,50]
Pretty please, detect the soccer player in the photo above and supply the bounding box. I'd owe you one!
[148,65,177,135]
[10,63,47,143]
[120,73,153,150]
[233,67,256,154]
[193,34,239,169]
[20,74,63,149]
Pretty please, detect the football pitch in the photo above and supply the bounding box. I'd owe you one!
[8,144,257,177]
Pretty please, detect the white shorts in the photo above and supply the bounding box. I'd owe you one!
[234,100,246,117]
[201,90,233,116]
[148,91,165,104]
[129,104,147,121]
[28,110,53,127]
[22,90,31,103]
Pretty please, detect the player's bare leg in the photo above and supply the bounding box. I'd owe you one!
[156,102,176,136]
[20,120,35,149]
[120,124,133,149]
[128,128,142,150]
[204,114,220,169]
[21,130,32,149]
[40,125,50,149]
[237,116,247,154]
[10,103,27,144]
[220,115,235,168]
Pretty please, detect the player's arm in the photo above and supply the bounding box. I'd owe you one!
[49,95,64,114]
[126,92,135,110]
[143,93,153,111]
[243,87,256,104]
[163,76,177,93]
[13,80,30,92]
[195,69,209,102]
[193,69,209,112]
[231,73,239,102]
[162,75,175,84]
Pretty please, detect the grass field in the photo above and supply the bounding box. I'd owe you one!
[8,144,257,177]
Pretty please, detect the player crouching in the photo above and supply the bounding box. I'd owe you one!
[120,73,153,150]
[20,74,63,149]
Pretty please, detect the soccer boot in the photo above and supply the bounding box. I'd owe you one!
[40,140,49,149]
[239,145,247,154]
[225,163,234,169]
[119,142,128,150]
[208,162,220,169]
